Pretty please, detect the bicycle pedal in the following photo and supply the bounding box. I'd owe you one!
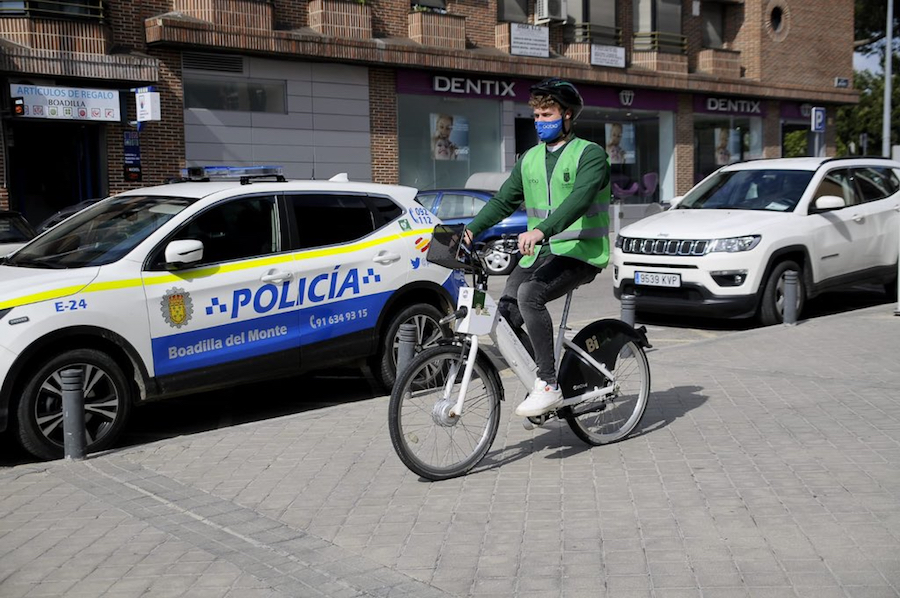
[523,415,548,430]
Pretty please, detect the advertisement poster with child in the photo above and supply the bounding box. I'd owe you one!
[431,113,469,161]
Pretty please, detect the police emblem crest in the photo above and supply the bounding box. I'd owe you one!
[161,287,193,328]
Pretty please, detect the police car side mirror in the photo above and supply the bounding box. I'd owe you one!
[165,239,203,268]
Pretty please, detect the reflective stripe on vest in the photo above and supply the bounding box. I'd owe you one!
[519,138,610,268]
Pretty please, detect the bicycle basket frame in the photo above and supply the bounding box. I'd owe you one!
[427,224,477,272]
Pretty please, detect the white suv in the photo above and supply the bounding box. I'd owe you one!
[613,157,900,325]
[0,168,463,460]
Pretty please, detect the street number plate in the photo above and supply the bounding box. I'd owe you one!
[635,271,681,287]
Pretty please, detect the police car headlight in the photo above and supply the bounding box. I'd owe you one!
[707,235,761,253]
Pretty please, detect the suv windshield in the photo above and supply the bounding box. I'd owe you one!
[679,169,814,212]
[7,195,194,269]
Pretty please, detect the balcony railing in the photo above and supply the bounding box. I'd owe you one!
[568,23,620,46]
[0,1,104,21]
[633,30,686,54]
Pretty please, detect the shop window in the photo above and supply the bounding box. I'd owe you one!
[701,2,724,48]
[1,0,104,19]
[398,96,502,190]
[694,117,763,183]
[184,78,286,113]
[633,0,684,53]
[498,0,528,23]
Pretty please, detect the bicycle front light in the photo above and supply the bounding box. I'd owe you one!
[707,235,761,253]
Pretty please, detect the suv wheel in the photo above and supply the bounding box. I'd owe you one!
[16,349,132,461]
[758,260,804,326]
[376,303,448,390]
[480,240,518,276]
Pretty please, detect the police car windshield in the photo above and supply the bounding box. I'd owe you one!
[8,195,194,269]
[678,170,813,212]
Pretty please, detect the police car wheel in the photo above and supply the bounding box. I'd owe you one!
[377,303,448,390]
[16,349,133,461]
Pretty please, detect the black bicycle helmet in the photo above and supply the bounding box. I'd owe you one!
[530,78,584,121]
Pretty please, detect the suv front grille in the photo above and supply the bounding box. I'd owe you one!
[620,237,709,256]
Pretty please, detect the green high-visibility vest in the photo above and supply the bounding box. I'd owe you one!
[519,137,610,269]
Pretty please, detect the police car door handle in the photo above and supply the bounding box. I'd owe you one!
[373,251,401,264]
[261,269,293,283]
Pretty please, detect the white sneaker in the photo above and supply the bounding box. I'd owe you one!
[516,378,563,417]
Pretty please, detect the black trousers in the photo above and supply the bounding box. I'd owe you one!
[499,252,600,385]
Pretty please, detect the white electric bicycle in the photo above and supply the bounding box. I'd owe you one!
[388,224,652,481]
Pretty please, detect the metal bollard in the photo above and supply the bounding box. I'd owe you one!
[620,294,636,328]
[396,322,418,376]
[782,270,798,326]
[61,368,86,461]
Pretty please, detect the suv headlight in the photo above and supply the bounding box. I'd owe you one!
[614,235,625,249]
[707,235,761,253]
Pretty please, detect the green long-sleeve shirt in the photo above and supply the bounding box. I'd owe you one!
[466,139,610,245]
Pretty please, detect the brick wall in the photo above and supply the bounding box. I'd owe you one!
[371,0,407,38]
[734,0,761,80]
[173,0,274,30]
[757,0,853,89]
[107,49,185,193]
[447,0,496,49]
[682,0,701,73]
[369,68,398,184]
[272,1,307,29]
[105,2,184,193]
[675,94,694,195]
[408,11,465,48]
[309,0,372,38]
[0,18,109,53]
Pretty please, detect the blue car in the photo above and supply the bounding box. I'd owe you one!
[416,189,527,275]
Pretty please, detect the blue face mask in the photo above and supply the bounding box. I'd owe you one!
[535,118,563,142]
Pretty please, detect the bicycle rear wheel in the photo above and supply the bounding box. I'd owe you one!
[388,345,503,481]
[563,339,650,446]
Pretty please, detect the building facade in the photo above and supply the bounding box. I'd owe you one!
[0,0,856,222]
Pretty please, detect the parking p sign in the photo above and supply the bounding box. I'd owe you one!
[811,106,826,133]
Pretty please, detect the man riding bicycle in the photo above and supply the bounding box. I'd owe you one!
[464,78,611,418]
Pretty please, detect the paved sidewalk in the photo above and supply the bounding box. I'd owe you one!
[1,305,899,597]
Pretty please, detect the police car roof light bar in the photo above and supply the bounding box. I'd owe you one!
[179,165,286,185]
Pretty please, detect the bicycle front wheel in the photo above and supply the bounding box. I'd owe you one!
[564,339,650,446]
[388,345,503,481]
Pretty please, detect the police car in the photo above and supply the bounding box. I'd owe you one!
[0,167,464,460]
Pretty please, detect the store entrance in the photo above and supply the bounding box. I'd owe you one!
[7,120,104,227]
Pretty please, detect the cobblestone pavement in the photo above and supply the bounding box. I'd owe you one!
[1,305,899,597]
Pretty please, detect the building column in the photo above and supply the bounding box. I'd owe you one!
[369,68,398,185]
[675,94,694,196]
[763,100,781,158]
